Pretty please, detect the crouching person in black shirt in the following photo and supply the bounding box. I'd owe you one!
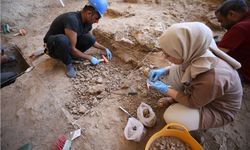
[43,0,111,78]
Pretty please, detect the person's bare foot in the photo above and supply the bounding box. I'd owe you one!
[157,96,175,108]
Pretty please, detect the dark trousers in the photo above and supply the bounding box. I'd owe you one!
[46,33,96,65]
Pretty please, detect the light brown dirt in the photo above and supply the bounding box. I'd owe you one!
[1,0,250,150]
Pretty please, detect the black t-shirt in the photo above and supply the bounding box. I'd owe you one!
[43,11,92,43]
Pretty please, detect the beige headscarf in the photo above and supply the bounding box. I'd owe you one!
[159,22,241,83]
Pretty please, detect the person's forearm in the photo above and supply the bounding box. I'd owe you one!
[166,88,204,108]
[166,88,178,99]
[71,47,92,60]
[93,42,106,54]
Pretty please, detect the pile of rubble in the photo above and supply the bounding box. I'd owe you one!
[65,58,163,118]
[65,61,127,115]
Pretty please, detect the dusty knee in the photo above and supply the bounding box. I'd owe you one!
[163,105,177,124]
[163,103,200,131]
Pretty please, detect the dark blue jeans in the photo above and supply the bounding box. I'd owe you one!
[46,33,96,65]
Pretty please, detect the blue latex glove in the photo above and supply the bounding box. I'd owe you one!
[147,80,169,94]
[105,48,112,60]
[90,57,100,65]
[149,67,168,81]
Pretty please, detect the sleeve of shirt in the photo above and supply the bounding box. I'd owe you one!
[174,71,224,108]
[63,15,78,33]
[218,25,247,52]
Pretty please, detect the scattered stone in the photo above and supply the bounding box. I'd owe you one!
[92,97,99,106]
[73,115,80,120]
[80,77,85,82]
[95,112,100,117]
[85,72,92,79]
[73,85,78,89]
[120,37,134,45]
[67,102,76,109]
[214,135,220,142]
[104,124,111,129]
[96,91,108,99]
[88,84,106,94]
[90,111,95,117]
[72,107,79,114]
[128,85,138,95]
[65,102,70,107]
[93,72,98,77]
[96,77,103,84]
[143,108,150,118]
[102,71,109,77]
[79,105,87,114]
[121,80,130,89]
[149,64,154,69]
[200,136,205,143]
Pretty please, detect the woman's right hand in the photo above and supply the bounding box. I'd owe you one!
[149,67,168,81]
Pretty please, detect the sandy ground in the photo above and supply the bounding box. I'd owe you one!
[1,0,250,150]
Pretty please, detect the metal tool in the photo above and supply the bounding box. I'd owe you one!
[119,106,133,118]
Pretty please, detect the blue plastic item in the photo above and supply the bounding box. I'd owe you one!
[105,48,112,60]
[147,80,169,94]
[90,56,100,65]
[149,67,168,81]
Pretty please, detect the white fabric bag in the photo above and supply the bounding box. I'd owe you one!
[124,117,146,142]
[137,102,156,127]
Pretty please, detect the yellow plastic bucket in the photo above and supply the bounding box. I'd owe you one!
[145,123,203,150]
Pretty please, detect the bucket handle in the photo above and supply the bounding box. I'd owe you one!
[164,123,189,133]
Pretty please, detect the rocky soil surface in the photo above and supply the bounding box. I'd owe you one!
[1,0,249,150]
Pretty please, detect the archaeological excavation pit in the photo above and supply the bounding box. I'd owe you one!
[1,44,31,88]
[2,0,249,150]
[60,1,227,149]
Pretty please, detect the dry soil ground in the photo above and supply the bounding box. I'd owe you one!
[1,0,250,150]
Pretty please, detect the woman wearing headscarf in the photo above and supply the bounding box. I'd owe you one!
[147,22,242,130]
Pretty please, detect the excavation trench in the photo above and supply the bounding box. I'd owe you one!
[2,0,249,150]
[64,27,171,149]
